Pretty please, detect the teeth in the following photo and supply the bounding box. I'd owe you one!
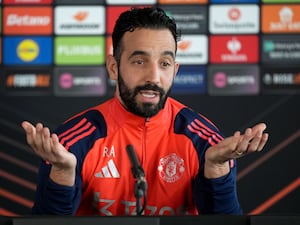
[142,92,155,98]
[140,91,156,98]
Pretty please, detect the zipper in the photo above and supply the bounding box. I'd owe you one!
[141,117,150,165]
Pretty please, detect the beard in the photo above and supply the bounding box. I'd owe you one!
[118,72,172,118]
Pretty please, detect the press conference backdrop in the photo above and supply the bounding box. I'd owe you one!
[0,0,300,216]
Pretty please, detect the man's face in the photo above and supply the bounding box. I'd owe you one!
[115,28,179,118]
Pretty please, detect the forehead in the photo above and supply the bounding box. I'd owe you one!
[121,28,176,56]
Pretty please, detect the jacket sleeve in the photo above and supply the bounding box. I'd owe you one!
[32,109,107,215]
[192,160,243,214]
[32,160,82,215]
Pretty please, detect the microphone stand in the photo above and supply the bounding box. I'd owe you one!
[134,176,147,216]
[126,145,148,216]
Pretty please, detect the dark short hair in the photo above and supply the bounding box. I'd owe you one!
[112,7,180,63]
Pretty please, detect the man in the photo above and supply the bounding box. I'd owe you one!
[22,7,268,216]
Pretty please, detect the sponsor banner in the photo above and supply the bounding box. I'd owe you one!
[176,35,208,65]
[261,67,300,94]
[55,6,105,35]
[55,36,105,65]
[208,65,259,96]
[3,37,52,65]
[172,66,206,94]
[0,37,1,63]
[106,0,155,4]
[54,0,105,3]
[106,36,113,56]
[261,5,300,33]
[263,0,300,2]
[261,35,300,64]
[106,6,136,34]
[158,0,208,3]
[211,0,259,2]
[3,7,52,35]
[3,0,53,4]
[209,5,259,34]
[4,68,52,95]
[54,67,107,97]
[160,5,207,34]
[210,35,259,63]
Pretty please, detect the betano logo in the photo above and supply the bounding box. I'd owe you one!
[262,5,300,33]
[17,39,39,62]
[3,7,52,35]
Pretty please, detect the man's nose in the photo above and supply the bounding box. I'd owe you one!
[146,62,160,84]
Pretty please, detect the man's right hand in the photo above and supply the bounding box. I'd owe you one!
[22,121,77,186]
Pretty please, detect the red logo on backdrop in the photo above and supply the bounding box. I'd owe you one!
[3,7,53,35]
[3,0,52,4]
[210,35,258,64]
[228,8,241,21]
[106,6,132,35]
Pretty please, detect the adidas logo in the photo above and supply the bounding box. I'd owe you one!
[94,159,120,178]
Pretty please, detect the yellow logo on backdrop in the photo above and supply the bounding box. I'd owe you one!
[17,39,39,62]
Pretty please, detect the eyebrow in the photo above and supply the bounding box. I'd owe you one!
[128,50,175,60]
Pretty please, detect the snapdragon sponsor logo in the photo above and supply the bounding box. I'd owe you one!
[262,35,300,64]
[208,65,259,95]
[54,67,107,97]
[3,37,52,65]
[209,5,259,34]
[262,5,300,33]
[106,0,156,4]
[176,35,207,65]
[4,69,51,95]
[171,66,206,94]
[55,6,105,35]
[55,36,105,65]
[261,67,300,94]
[161,6,207,34]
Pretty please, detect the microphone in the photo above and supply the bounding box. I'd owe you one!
[126,144,146,183]
[126,144,147,215]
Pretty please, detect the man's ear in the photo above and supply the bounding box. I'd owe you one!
[106,55,118,81]
[174,61,179,78]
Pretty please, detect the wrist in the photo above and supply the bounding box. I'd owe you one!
[204,159,230,179]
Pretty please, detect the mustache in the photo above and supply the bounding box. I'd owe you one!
[134,84,165,96]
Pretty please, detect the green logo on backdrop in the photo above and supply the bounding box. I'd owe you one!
[262,0,300,2]
[55,36,105,65]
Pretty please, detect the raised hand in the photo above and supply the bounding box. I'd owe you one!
[22,121,77,186]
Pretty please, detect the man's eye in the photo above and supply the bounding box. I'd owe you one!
[162,61,171,67]
[134,59,144,64]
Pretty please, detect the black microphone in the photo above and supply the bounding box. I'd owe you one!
[126,144,147,215]
[126,144,146,183]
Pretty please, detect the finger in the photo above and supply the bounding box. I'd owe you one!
[42,127,52,154]
[34,123,45,150]
[257,133,269,151]
[51,133,61,155]
[238,128,253,150]
[21,121,37,148]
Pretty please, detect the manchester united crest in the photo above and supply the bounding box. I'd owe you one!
[158,153,185,183]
